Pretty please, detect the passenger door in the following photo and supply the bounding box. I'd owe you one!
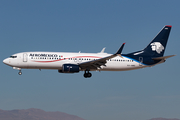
[23,53,28,62]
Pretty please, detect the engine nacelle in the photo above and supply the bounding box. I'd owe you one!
[58,64,80,73]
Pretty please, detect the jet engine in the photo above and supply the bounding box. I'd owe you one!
[58,64,80,73]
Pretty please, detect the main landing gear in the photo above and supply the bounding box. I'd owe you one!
[84,70,92,78]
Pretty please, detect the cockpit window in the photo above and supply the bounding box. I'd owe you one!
[10,56,17,58]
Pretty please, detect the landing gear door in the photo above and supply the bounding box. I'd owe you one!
[23,53,28,62]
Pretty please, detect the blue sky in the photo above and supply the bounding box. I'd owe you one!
[0,1,180,120]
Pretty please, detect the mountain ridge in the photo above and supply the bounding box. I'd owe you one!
[149,118,180,120]
[0,108,85,120]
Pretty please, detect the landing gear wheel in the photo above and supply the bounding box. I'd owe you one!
[84,71,92,78]
[87,72,92,77]
[18,71,22,75]
[84,74,87,78]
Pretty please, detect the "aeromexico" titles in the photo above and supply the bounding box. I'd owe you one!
[29,54,58,57]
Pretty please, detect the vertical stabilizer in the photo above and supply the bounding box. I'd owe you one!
[143,25,172,57]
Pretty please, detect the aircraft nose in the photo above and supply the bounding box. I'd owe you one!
[3,58,9,65]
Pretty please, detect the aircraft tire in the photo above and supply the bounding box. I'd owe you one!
[84,72,92,78]
[84,73,87,78]
[88,73,92,77]
[18,71,22,75]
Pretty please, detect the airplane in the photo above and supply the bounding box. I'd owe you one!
[3,25,175,78]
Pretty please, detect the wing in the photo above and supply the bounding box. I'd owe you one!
[79,43,125,70]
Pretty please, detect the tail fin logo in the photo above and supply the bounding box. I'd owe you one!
[150,42,164,54]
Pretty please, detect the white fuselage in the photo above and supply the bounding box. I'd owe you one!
[3,52,146,71]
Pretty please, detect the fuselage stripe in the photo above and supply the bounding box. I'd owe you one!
[122,55,147,65]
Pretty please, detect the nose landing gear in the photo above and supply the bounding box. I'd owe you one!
[13,67,22,75]
[18,70,22,75]
[84,70,92,78]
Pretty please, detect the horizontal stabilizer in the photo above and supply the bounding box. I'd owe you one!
[152,55,175,60]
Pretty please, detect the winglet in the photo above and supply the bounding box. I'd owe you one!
[116,43,125,54]
[165,25,172,28]
[115,43,125,58]
[100,47,106,53]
